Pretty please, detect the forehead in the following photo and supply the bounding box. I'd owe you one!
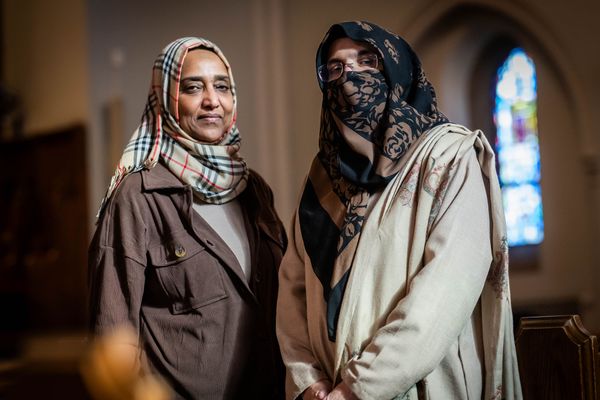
[180,49,228,77]
[327,37,376,60]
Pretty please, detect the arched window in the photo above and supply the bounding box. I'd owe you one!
[493,48,544,247]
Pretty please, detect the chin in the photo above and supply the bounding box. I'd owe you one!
[193,130,226,144]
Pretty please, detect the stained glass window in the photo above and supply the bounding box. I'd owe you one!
[493,48,544,247]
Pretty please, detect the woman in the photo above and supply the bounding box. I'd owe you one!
[276,22,522,399]
[89,37,286,400]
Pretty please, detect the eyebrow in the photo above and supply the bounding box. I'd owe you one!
[180,75,230,83]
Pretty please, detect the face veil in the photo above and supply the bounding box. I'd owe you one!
[300,21,449,341]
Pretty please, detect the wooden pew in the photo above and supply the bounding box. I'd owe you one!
[515,314,598,399]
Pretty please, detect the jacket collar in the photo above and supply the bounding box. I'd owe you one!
[239,177,286,247]
[141,162,187,191]
[141,162,285,254]
[141,163,285,300]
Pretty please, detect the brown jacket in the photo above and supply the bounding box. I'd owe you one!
[88,162,287,399]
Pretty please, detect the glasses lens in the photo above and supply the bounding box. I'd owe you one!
[319,56,380,83]
[319,62,343,83]
[318,65,329,83]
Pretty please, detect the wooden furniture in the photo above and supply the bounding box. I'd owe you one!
[0,125,89,398]
[516,314,598,399]
[0,125,88,339]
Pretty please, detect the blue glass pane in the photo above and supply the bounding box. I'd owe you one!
[497,142,540,184]
[493,48,544,247]
[502,184,544,246]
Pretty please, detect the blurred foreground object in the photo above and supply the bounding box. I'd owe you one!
[0,333,90,399]
[81,326,171,400]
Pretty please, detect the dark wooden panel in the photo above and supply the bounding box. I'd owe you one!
[516,314,598,400]
[0,125,88,347]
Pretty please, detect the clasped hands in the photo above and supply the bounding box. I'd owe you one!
[303,379,358,400]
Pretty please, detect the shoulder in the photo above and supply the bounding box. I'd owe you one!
[242,170,282,223]
[426,123,477,146]
[107,162,183,210]
[246,169,275,200]
[115,170,144,198]
[418,123,489,163]
[95,170,147,236]
[244,169,287,247]
[105,170,146,213]
[91,170,148,254]
[248,169,273,190]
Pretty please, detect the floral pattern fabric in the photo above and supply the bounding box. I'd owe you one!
[300,21,448,340]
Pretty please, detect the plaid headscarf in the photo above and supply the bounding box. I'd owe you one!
[299,21,449,340]
[97,37,248,217]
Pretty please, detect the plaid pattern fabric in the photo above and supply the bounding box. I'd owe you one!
[98,37,248,217]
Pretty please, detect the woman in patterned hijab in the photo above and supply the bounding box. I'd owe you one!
[89,38,287,399]
[277,21,521,400]
[308,21,449,343]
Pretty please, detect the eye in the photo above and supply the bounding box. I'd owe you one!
[214,83,230,92]
[358,54,378,68]
[182,83,203,93]
[327,62,343,74]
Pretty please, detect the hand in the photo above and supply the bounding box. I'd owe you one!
[303,379,332,400]
[326,382,359,400]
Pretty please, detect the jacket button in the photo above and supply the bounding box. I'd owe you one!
[174,244,186,258]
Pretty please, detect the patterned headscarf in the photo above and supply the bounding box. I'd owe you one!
[299,21,449,340]
[97,37,248,217]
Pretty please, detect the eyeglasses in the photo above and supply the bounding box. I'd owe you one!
[318,53,380,83]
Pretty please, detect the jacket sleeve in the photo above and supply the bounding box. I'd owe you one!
[341,150,493,399]
[277,212,329,400]
[88,184,148,339]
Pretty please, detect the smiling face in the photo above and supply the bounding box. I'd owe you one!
[177,49,234,143]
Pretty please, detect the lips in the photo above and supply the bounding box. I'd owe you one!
[197,114,222,123]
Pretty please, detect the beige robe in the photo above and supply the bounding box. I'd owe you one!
[276,123,522,400]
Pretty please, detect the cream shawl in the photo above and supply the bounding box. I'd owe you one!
[277,123,522,400]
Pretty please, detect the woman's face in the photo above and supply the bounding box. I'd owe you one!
[325,38,381,79]
[177,49,234,143]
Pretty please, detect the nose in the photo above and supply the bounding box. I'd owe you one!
[201,87,219,109]
[343,62,355,72]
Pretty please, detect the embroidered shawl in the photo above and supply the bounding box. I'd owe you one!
[277,123,522,400]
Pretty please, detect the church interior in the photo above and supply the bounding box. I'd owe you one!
[1,0,599,398]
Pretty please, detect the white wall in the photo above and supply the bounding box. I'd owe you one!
[3,0,89,134]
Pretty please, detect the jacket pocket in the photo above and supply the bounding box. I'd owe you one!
[148,231,228,314]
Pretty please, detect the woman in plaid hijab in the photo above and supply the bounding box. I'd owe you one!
[89,38,287,399]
